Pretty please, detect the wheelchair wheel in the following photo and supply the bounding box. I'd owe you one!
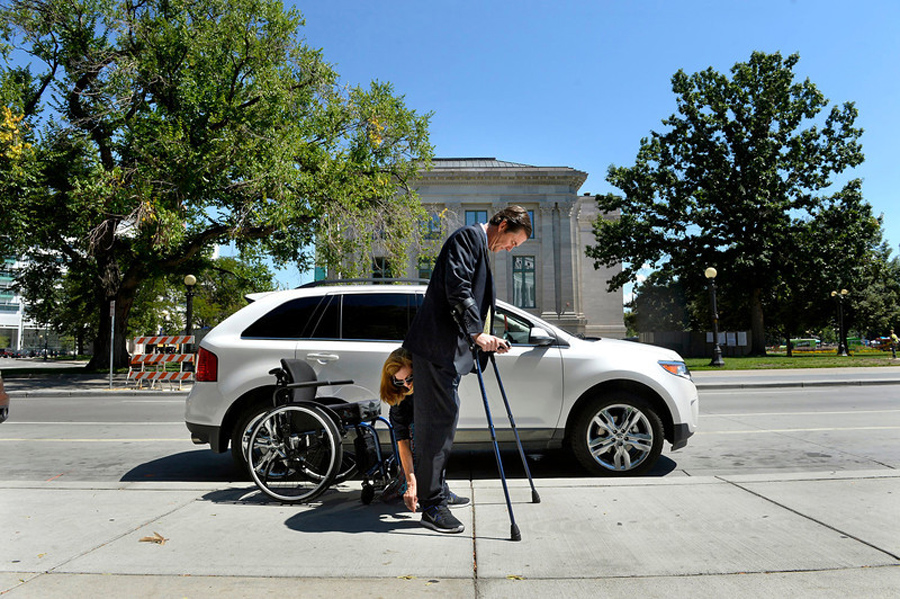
[331,445,358,485]
[247,403,343,503]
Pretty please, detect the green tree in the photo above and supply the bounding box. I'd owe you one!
[587,51,868,355]
[189,255,277,331]
[0,0,433,369]
[127,255,276,336]
[766,180,889,353]
[628,270,692,333]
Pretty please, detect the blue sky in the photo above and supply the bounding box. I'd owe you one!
[272,0,900,287]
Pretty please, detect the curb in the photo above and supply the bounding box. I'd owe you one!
[695,378,900,390]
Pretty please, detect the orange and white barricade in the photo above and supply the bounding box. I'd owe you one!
[128,335,195,390]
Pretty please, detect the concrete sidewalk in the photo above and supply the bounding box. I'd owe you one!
[691,365,900,389]
[2,472,899,597]
[3,372,191,397]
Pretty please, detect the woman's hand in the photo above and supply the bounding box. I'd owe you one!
[404,475,418,513]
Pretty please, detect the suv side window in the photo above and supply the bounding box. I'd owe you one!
[242,295,333,339]
[308,294,340,339]
[492,305,534,345]
[341,293,414,341]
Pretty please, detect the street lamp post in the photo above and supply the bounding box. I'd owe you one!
[831,289,849,356]
[184,274,197,357]
[705,267,725,367]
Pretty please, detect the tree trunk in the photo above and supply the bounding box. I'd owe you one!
[86,291,136,371]
[749,288,767,355]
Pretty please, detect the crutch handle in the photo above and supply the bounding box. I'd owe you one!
[450,304,510,355]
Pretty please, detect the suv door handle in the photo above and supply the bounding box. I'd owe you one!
[307,353,339,364]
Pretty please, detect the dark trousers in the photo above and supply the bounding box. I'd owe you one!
[411,353,461,510]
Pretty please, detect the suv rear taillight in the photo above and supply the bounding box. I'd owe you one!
[196,347,218,382]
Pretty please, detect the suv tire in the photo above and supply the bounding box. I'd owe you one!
[230,401,271,475]
[570,392,664,476]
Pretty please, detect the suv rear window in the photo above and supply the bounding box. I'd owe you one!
[242,295,334,339]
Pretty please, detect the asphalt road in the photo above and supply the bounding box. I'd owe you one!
[3,383,899,483]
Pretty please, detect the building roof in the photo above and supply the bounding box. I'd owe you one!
[432,157,538,169]
[422,157,588,190]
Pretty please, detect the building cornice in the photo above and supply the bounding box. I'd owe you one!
[416,158,588,192]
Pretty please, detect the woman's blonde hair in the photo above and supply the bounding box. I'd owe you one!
[380,347,413,406]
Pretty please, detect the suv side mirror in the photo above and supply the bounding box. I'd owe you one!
[529,327,555,346]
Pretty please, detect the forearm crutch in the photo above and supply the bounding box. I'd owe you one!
[471,345,522,541]
[451,306,522,540]
[487,351,541,504]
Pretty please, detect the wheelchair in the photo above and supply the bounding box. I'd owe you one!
[245,359,402,504]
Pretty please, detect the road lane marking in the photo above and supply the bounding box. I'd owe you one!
[0,438,189,442]
[701,409,900,418]
[700,426,900,435]
[5,421,184,425]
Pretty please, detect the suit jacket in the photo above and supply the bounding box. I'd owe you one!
[404,224,494,375]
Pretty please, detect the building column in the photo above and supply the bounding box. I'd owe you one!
[539,203,556,320]
[576,196,627,338]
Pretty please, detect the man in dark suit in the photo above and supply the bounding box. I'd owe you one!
[403,206,532,534]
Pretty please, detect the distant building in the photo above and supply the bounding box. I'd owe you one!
[0,257,50,352]
[382,158,626,338]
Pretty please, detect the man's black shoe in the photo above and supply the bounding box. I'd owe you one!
[447,491,470,507]
[421,504,464,534]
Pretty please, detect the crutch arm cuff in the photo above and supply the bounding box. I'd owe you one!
[452,297,476,316]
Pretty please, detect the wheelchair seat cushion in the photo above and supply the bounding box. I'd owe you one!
[327,398,382,425]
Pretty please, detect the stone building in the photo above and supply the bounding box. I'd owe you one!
[394,157,626,339]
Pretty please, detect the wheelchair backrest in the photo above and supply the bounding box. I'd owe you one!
[280,358,318,402]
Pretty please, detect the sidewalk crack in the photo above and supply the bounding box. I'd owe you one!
[41,492,202,574]
[719,476,900,562]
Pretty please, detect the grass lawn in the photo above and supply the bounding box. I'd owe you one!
[686,352,900,371]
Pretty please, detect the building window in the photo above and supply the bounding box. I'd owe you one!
[465,210,488,227]
[423,214,442,240]
[527,210,535,238]
[417,257,434,280]
[513,256,536,308]
[372,257,392,279]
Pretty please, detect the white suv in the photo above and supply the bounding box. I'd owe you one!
[185,282,698,476]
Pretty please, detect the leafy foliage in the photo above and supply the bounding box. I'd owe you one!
[0,0,433,368]
[587,52,879,354]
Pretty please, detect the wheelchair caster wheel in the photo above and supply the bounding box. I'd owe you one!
[361,483,375,505]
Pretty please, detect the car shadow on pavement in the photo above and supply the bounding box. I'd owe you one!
[121,448,678,484]
[447,450,678,479]
[121,449,245,483]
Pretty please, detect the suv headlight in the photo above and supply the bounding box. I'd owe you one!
[659,360,691,380]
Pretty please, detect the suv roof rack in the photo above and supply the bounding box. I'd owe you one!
[297,277,430,288]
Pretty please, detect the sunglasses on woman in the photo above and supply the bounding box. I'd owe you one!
[391,374,413,388]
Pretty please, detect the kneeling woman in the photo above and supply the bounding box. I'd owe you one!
[380,348,469,512]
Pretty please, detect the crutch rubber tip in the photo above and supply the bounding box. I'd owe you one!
[511,524,521,542]
[532,490,541,503]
